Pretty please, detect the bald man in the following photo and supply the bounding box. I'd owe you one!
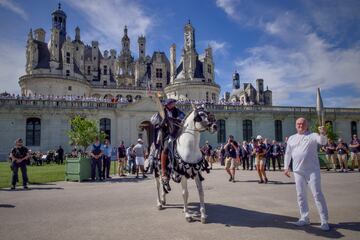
[284,118,330,231]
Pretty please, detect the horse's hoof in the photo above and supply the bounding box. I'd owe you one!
[201,217,207,224]
[185,216,193,222]
[157,205,163,210]
[161,200,166,205]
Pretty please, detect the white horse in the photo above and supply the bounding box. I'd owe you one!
[154,105,217,223]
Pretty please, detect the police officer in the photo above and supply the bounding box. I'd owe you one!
[90,137,103,181]
[10,138,30,190]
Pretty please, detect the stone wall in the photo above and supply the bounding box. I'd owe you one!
[0,98,359,160]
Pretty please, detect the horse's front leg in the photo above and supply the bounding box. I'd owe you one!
[181,176,192,222]
[195,174,207,224]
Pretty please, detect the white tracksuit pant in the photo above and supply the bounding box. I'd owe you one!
[294,170,328,224]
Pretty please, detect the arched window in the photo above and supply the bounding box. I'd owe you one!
[243,119,252,141]
[116,94,123,100]
[26,118,41,146]
[126,95,133,102]
[103,65,107,75]
[274,120,283,142]
[87,66,91,75]
[217,119,226,143]
[351,121,357,136]
[135,95,142,101]
[104,94,113,99]
[100,118,111,140]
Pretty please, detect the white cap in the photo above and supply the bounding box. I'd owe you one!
[256,135,263,140]
[137,138,143,143]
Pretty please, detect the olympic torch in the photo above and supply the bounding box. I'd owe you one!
[316,88,325,127]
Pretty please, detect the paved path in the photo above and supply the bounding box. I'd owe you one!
[1,164,359,240]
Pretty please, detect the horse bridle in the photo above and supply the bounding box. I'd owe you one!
[192,108,216,132]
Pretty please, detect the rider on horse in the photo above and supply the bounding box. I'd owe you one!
[151,98,185,182]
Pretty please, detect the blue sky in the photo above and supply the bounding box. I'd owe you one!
[0,0,359,107]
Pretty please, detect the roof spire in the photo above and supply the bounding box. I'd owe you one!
[58,2,61,10]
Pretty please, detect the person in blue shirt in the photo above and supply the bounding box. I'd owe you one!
[102,138,112,179]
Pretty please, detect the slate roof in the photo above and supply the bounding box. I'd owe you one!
[34,40,50,69]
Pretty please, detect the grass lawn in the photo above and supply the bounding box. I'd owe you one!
[0,162,65,189]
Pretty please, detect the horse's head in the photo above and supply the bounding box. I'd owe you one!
[192,104,217,133]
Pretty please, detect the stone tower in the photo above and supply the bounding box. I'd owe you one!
[183,21,197,80]
[138,35,146,60]
[256,78,264,104]
[49,3,67,70]
[121,26,131,56]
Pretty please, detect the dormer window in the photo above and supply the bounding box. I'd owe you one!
[156,68,162,78]
[66,52,70,64]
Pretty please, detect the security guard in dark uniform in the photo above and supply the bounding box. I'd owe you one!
[10,138,30,190]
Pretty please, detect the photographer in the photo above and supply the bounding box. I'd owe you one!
[224,135,238,182]
[10,138,30,190]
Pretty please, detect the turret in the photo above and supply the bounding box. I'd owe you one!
[121,26,131,56]
[184,20,195,51]
[233,71,240,89]
[34,28,46,42]
[256,78,264,104]
[75,26,81,42]
[26,29,38,73]
[51,3,67,46]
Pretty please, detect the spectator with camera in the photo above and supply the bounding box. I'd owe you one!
[224,135,238,182]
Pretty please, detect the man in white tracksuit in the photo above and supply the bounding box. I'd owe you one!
[284,117,330,231]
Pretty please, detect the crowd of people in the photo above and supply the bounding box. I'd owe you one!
[200,133,359,184]
[88,137,148,181]
[0,92,129,103]
[1,92,265,106]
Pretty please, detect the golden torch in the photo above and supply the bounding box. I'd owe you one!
[316,88,325,127]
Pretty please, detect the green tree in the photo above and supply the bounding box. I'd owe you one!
[67,116,106,152]
[311,122,338,141]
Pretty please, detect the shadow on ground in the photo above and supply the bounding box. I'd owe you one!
[161,202,359,239]
[0,204,15,208]
[0,187,63,191]
[207,203,359,239]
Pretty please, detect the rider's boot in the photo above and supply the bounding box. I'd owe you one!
[160,152,171,192]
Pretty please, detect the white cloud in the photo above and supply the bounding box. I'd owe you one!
[302,0,360,38]
[206,40,228,55]
[64,0,153,52]
[0,0,28,20]
[0,39,25,94]
[235,12,360,106]
[215,0,239,19]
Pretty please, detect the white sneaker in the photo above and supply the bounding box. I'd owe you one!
[294,219,311,226]
[320,223,330,231]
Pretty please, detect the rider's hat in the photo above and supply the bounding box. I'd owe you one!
[164,98,177,106]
